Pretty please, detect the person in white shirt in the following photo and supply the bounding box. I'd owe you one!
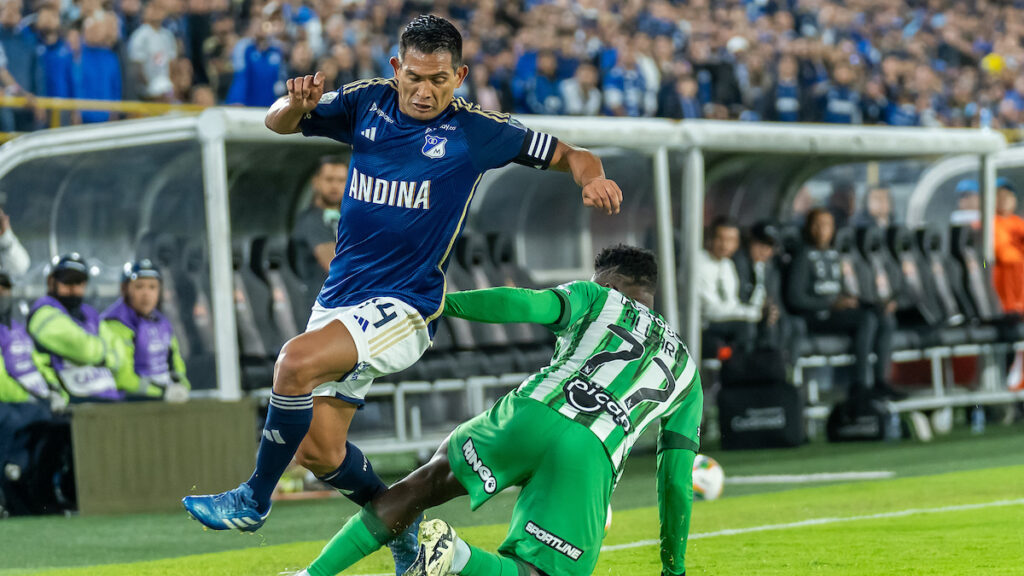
[0,197,29,277]
[698,217,764,357]
[560,63,602,116]
[127,1,177,101]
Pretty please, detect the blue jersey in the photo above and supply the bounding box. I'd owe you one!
[299,78,558,332]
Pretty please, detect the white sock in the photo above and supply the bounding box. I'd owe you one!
[451,536,472,573]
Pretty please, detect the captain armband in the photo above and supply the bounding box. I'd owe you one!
[513,129,558,170]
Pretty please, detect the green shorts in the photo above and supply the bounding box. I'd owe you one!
[448,394,614,576]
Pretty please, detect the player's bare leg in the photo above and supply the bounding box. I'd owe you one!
[182,320,357,529]
[302,442,544,576]
[184,317,424,574]
[295,397,357,476]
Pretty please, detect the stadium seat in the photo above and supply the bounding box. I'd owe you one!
[886,227,970,348]
[856,227,917,351]
[950,227,1024,342]
[232,239,277,389]
[919,228,998,344]
[916,228,970,329]
[286,238,323,308]
[251,236,307,339]
[485,233,556,369]
[178,236,218,391]
[886,226,944,327]
[444,235,520,375]
[140,231,193,358]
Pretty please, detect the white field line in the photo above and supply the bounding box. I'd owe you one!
[725,471,896,484]
[343,497,1024,574]
[600,497,1024,553]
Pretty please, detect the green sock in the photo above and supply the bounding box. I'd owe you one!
[307,505,392,576]
[458,544,530,576]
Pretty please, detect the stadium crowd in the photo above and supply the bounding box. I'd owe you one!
[0,0,1021,128]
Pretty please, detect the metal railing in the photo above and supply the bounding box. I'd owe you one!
[0,95,205,131]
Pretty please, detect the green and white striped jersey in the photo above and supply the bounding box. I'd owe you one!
[513,281,700,476]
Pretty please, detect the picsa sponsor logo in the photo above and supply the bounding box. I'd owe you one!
[524,521,584,561]
[564,378,632,432]
[461,438,497,494]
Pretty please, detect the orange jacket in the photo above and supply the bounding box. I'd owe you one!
[994,214,1024,313]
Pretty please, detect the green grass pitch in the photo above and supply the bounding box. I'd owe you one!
[2,427,1023,575]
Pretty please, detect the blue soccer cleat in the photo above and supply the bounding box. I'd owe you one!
[182,482,271,532]
[389,513,423,575]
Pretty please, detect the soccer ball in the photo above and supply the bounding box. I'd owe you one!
[692,454,724,501]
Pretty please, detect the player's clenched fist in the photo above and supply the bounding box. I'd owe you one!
[582,177,624,215]
[286,71,325,113]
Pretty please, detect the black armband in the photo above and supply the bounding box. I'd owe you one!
[513,129,558,170]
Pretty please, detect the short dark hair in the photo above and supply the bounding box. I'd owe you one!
[318,155,348,171]
[803,207,833,242]
[400,15,463,68]
[594,244,658,290]
[709,216,739,235]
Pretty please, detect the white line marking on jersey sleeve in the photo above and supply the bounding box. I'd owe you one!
[600,498,1024,553]
[725,471,896,484]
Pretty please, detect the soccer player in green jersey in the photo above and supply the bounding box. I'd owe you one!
[293,244,700,576]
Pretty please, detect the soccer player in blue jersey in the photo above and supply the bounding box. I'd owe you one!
[182,13,623,575]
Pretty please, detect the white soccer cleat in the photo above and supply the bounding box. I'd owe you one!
[402,519,456,576]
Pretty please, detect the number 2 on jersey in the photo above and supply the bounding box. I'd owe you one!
[581,324,678,410]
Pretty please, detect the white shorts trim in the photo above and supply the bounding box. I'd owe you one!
[305,297,430,405]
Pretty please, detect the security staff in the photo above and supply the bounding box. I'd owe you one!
[101,260,189,401]
[28,254,122,402]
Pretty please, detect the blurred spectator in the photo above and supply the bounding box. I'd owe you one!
[0,271,71,518]
[561,62,601,116]
[75,15,122,124]
[469,64,501,111]
[169,58,193,103]
[785,208,897,404]
[659,74,702,120]
[286,40,314,79]
[0,196,28,276]
[603,46,656,117]
[28,254,123,402]
[852,186,893,228]
[734,221,785,350]
[765,56,803,122]
[859,78,888,125]
[950,179,981,227]
[0,0,40,131]
[698,217,762,357]
[127,0,177,102]
[791,185,814,226]
[0,271,58,406]
[202,13,236,103]
[191,83,215,106]
[820,63,861,124]
[523,50,563,115]
[885,91,920,127]
[4,0,1024,127]
[827,181,856,228]
[34,4,73,103]
[292,156,346,291]
[119,0,143,40]
[226,14,285,107]
[101,260,189,401]
[993,177,1024,314]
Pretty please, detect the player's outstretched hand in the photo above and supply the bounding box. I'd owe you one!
[286,71,325,113]
[582,177,623,215]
